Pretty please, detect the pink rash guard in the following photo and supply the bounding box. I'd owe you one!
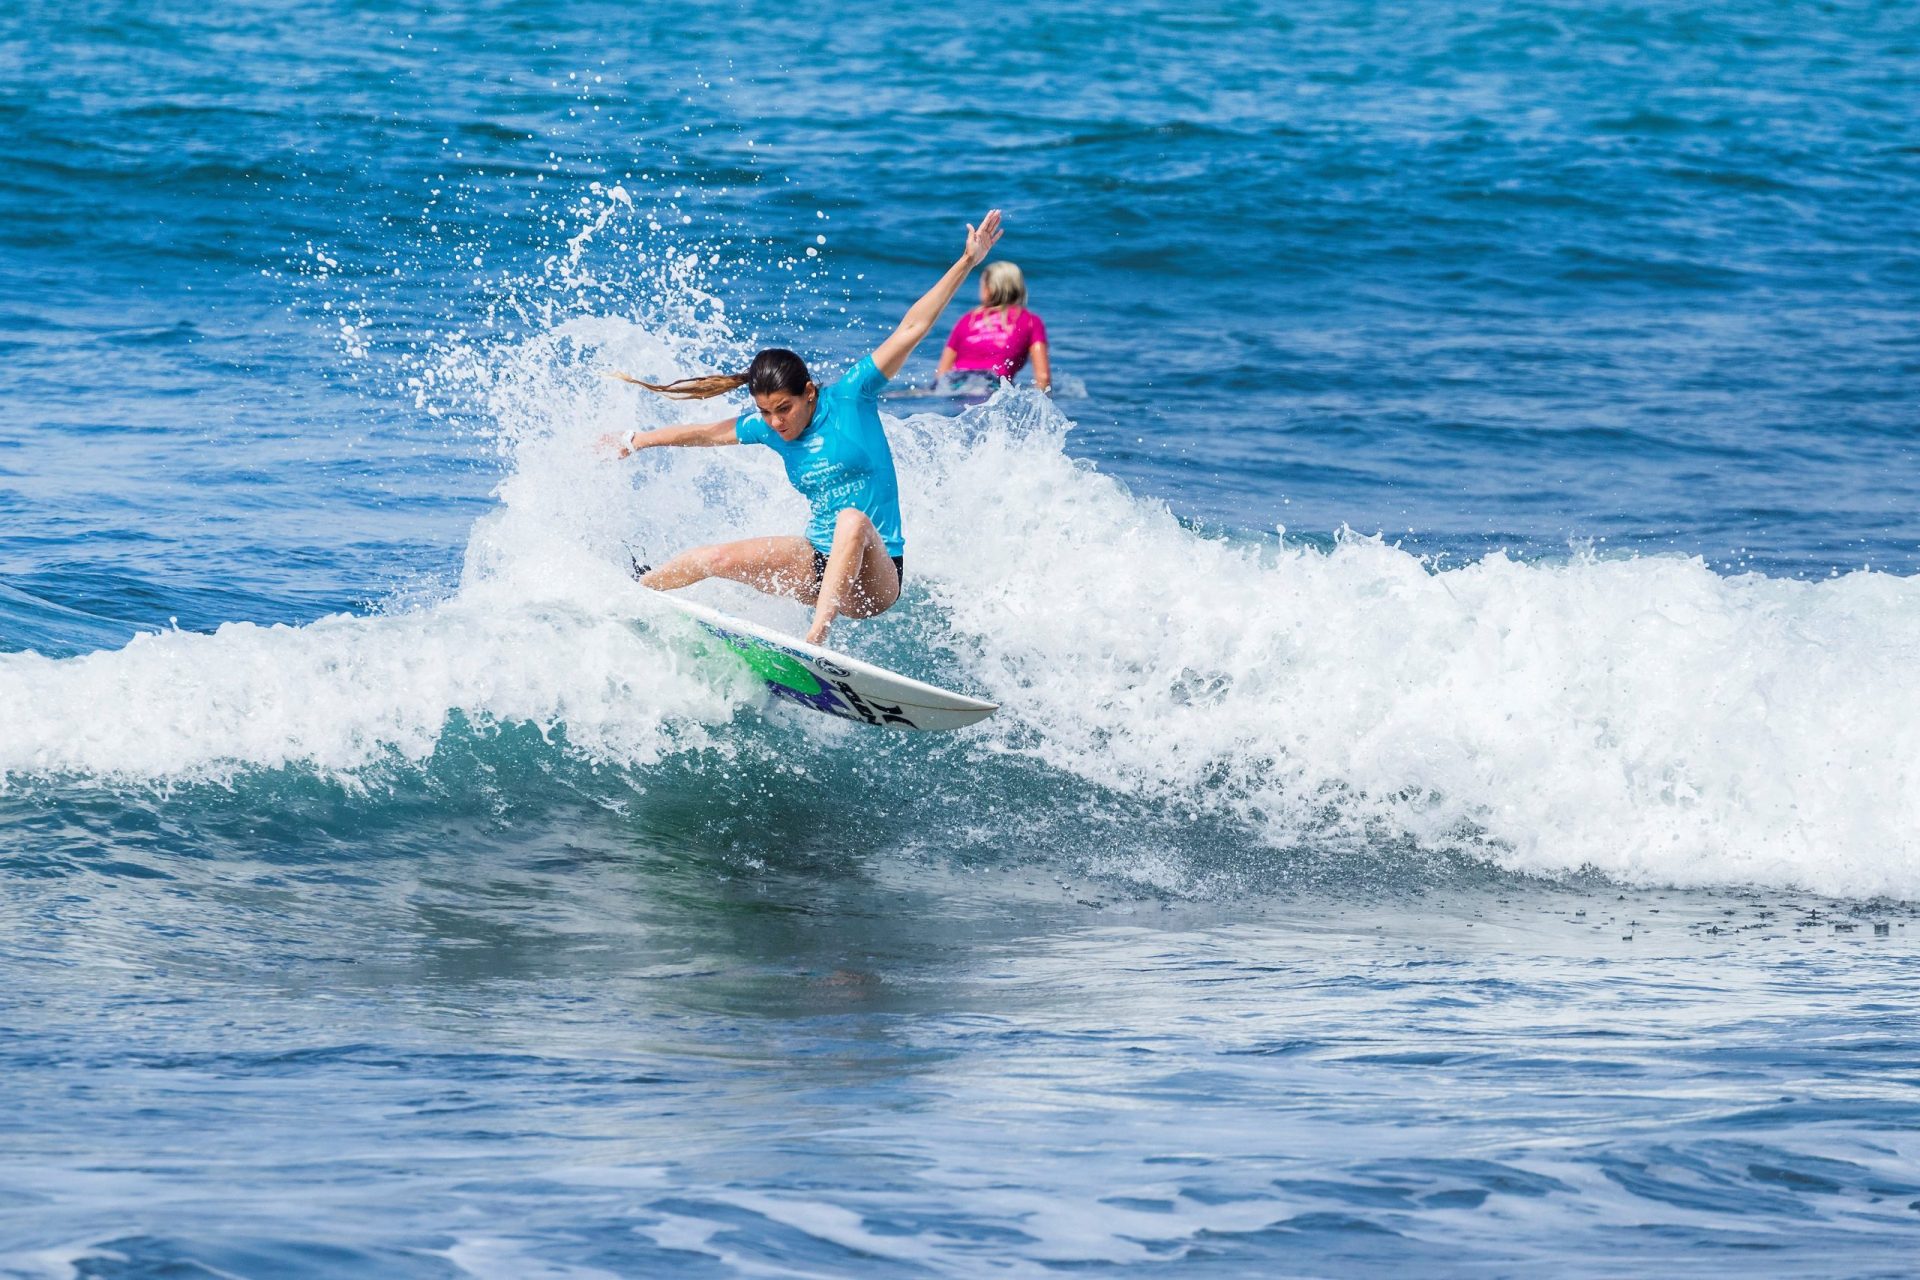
[945,306,1048,377]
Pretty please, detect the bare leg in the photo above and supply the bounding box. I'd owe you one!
[808,509,902,645]
[640,536,821,605]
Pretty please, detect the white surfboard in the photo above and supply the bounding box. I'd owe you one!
[642,595,998,732]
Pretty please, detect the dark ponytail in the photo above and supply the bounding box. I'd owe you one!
[613,347,813,401]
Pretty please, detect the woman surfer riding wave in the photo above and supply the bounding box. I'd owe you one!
[603,209,1003,646]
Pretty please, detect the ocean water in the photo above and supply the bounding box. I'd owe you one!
[4,1,1920,1275]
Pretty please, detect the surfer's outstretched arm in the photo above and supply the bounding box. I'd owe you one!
[600,418,737,458]
[871,209,1004,379]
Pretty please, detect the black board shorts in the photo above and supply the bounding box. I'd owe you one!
[810,549,905,592]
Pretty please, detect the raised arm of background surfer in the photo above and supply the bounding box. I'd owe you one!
[602,209,1004,647]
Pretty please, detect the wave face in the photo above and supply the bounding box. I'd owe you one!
[4,311,1915,900]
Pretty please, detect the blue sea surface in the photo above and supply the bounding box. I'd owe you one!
[3,2,1920,1275]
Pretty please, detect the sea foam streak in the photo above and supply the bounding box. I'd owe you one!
[3,315,1916,899]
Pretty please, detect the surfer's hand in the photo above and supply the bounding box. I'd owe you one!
[598,431,638,459]
[963,209,1002,265]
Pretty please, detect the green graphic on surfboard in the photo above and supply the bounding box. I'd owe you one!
[719,636,822,697]
[638,596,997,732]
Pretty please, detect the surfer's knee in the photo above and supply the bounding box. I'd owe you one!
[698,542,755,574]
[832,507,878,545]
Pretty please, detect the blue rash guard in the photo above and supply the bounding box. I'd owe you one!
[733,354,906,557]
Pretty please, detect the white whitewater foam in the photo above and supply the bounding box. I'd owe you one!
[0,582,755,787]
[5,312,1916,900]
[890,389,1920,899]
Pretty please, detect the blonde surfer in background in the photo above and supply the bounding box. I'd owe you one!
[932,259,1051,394]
